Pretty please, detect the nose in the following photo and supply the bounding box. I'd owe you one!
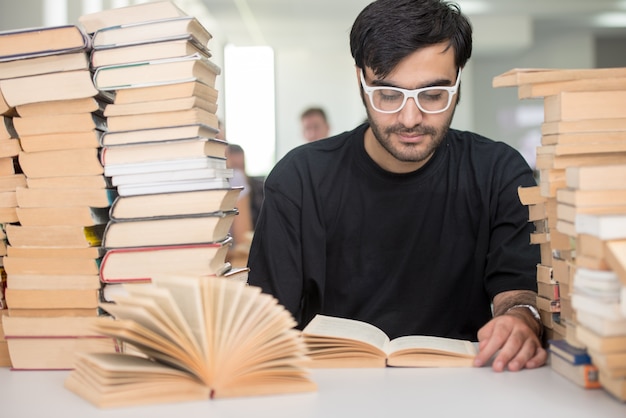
[397,96,423,126]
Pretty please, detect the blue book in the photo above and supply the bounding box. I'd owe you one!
[548,339,591,365]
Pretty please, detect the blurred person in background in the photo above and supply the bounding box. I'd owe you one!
[301,107,330,142]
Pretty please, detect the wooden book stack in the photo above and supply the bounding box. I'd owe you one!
[0,23,119,370]
[77,1,246,294]
[495,68,626,401]
[0,309,9,367]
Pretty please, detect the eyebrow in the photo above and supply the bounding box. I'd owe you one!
[370,76,453,90]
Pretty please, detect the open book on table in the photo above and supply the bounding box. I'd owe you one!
[302,314,477,368]
[64,276,316,408]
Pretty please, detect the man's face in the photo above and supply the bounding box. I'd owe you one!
[302,114,330,142]
[360,43,459,173]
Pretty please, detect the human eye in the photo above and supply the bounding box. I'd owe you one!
[376,88,404,103]
[419,88,447,103]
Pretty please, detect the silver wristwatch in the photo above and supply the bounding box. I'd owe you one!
[506,304,543,337]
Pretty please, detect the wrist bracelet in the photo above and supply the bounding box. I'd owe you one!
[505,304,543,338]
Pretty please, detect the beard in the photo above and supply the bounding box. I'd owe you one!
[366,106,454,164]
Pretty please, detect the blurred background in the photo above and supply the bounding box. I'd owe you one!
[2,0,626,176]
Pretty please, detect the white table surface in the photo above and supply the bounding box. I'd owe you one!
[1,366,625,418]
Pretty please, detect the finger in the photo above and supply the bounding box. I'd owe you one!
[505,337,537,372]
[490,328,525,372]
[474,323,508,368]
[525,346,548,369]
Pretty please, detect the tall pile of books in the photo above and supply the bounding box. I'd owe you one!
[0,24,119,369]
[0,102,24,368]
[494,68,626,401]
[78,1,244,300]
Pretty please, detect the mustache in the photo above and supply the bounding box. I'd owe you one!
[384,125,437,136]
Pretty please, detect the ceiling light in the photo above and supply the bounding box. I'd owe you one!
[456,1,491,15]
[593,12,626,27]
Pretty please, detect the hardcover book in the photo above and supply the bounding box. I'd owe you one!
[108,188,240,220]
[101,211,236,248]
[78,1,188,34]
[0,24,90,61]
[92,16,211,50]
[92,54,221,91]
[99,238,232,283]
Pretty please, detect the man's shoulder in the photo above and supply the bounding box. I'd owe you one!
[279,124,365,166]
[446,128,524,159]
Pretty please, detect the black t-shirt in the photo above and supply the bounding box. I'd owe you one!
[248,123,539,341]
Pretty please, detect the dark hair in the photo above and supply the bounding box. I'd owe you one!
[350,0,472,77]
[300,107,328,122]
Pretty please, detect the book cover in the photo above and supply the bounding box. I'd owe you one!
[18,148,104,178]
[116,177,232,197]
[101,211,236,248]
[78,1,188,34]
[103,156,226,177]
[91,15,211,50]
[549,352,601,389]
[15,186,117,208]
[99,238,232,283]
[111,80,218,105]
[100,137,227,166]
[0,70,98,107]
[5,223,105,247]
[108,187,241,220]
[0,25,90,61]
[548,339,592,365]
[111,167,233,187]
[0,51,88,80]
[92,54,221,91]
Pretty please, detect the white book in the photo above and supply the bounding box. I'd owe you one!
[104,157,227,177]
[573,268,622,296]
[572,293,624,321]
[112,167,233,186]
[575,213,626,240]
[117,178,232,197]
[576,309,626,337]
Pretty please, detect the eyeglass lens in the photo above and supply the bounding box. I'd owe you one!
[371,87,451,113]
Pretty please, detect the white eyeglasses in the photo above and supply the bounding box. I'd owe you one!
[360,68,461,114]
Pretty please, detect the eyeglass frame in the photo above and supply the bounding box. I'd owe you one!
[359,68,462,114]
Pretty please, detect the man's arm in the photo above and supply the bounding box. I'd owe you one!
[473,289,547,372]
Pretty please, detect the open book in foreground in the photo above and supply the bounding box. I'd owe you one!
[302,315,477,368]
[64,276,316,408]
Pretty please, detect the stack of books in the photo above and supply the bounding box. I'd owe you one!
[548,338,601,389]
[78,1,245,294]
[494,68,626,401]
[0,308,8,367]
[0,114,22,345]
[0,24,119,369]
[517,185,568,342]
[0,117,22,226]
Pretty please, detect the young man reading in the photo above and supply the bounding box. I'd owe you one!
[248,0,546,372]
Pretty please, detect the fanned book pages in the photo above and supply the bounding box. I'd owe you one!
[64,276,316,407]
[302,314,477,368]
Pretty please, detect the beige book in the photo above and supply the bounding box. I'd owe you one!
[64,276,316,407]
[301,314,476,368]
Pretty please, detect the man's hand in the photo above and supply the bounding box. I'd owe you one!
[473,289,547,372]
[473,314,547,371]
